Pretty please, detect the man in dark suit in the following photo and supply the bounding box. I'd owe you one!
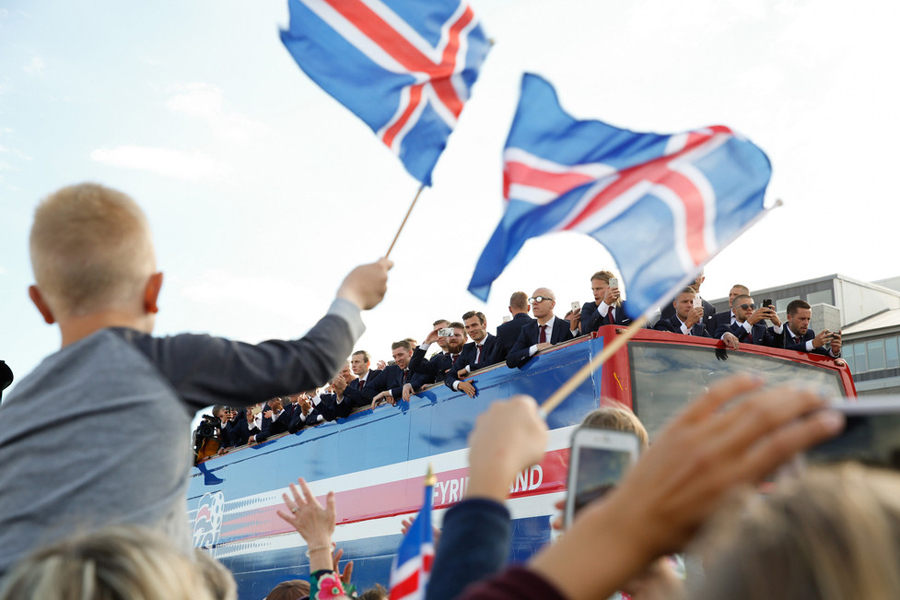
[507,288,578,369]
[581,270,632,334]
[341,350,380,409]
[410,321,467,383]
[660,271,716,336]
[707,284,750,337]
[365,341,428,406]
[782,299,842,358]
[714,294,781,347]
[494,292,534,363]
[446,311,499,397]
[654,287,711,337]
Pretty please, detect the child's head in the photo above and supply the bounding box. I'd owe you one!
[581,400,649,450]
[29,183,157,321]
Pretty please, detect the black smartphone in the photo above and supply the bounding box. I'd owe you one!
[762,299,773,308]
[802,400,900,471]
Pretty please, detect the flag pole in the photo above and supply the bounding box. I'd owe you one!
[538,316,647,419]
[424,462,436,487]
[385,184,426,259]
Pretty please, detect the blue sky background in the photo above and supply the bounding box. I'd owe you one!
[2,0,899,399]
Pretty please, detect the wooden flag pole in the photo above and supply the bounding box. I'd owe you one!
[385,184,426,259]
[538,315,648,419]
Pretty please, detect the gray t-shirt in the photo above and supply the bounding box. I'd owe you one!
[0,299,362,576]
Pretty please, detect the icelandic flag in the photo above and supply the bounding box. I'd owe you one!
[280,0,491,186]
[468,73,772,317]
[389,479,435,600]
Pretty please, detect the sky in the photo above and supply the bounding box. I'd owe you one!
[2,0,900,399]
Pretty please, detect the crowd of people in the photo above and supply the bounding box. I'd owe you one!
[200,272,845,455]
[0,181,871,600]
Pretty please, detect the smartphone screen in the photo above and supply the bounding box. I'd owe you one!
[565,428,639,526]
[805,400,900,470]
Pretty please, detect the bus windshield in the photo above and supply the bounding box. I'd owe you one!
[629,342,846,437]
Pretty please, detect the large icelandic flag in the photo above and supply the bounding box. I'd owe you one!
[389,480,435,600]
[280,0,491,186]
[468,74,772,317]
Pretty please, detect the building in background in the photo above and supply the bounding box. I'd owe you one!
[710,274,900,396]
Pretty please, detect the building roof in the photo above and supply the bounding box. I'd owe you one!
[842,308,900,335]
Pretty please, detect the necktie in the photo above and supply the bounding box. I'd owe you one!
[607,309,615,325]
[476,344,483,363]
[358,378,364,389]
[539,325,547,344]
[403,369,409,383]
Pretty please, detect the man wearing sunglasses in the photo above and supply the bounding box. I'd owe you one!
[506,288,578,369]
[714,294,780,346]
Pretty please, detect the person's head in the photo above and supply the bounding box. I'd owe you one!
[339,361,354,383]
[786,299,812,335]
[0,526,218,600]
[732,295,755,324]
[673,287,697,322]
[264,579,311,600]
[432,319,450,350]
[692,270,705,292]
[193,549,238,600]
[28,183,162,333]
[351,351,371,376]
[462,311,487,343]
[508,291,529,316]
[700,464,900,600]
[212,405,228,420]
[530,288,556,322]
[590,271,618,304]
[581,401,649,450]
[358,583,389,600]
[391,340,412,370]
[728,284,750,308]
[269,398,283,413]
[446,322,467,354]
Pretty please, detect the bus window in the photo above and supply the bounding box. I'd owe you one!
[629,342,846,438]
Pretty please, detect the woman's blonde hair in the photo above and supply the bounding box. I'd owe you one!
[0,526,215,600]
[699,463,900,600]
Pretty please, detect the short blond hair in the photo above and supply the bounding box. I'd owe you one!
[581,400,649,450]
[30,183,156,318]
[0,526,216,600]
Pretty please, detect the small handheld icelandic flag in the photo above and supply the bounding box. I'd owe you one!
[468,73,773,317]
[389,468,436,600]
[280,0,491,186]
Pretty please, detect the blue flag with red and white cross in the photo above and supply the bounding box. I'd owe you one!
[389,478,435,600]
[280,0,491,186]
[468,73,773,317]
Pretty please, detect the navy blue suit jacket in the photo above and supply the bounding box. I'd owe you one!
[783,328,834,357]
[363,365,428,402]
[654,315,711,338]
[580,300,632,334]
[494,313,535,363]
[661,297,716,337]
[409,347,455,384]
[715,321,778,346]
[445,334,499,389]
[342,369,381,408]
[506,317,576,369]
[707,311,733,338]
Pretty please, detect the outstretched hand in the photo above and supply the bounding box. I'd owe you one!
[336,257,393,310]
[530,374,844,600]
[276,478,336,549]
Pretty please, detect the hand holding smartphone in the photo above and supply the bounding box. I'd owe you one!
[565,427,640,527]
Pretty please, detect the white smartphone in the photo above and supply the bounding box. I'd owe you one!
[571,301,580,312]
[796,399,900,472]
[502,315,512,323]
[565,427,640,527]
[609,277,618,288]
[693,296,702,309]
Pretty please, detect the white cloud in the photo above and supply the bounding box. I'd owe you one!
[23,56,44,74]
[0,144,32,160]
[165,83,268,142]
[90,145,228,182]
